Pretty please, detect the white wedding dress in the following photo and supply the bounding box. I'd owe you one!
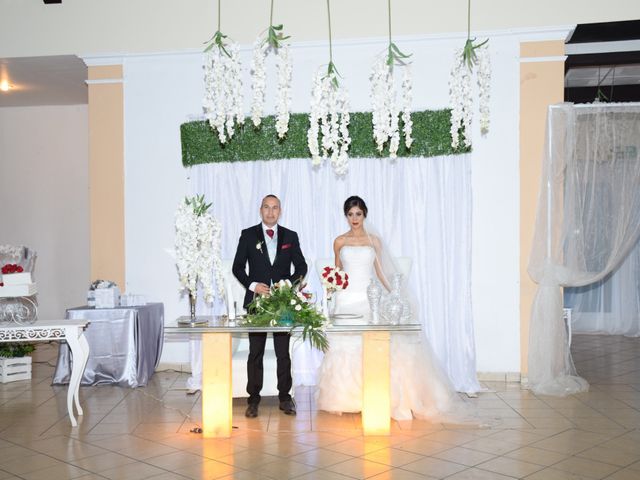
[316,245,467,421]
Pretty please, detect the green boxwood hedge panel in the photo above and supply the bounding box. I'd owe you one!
[180,109,469,167]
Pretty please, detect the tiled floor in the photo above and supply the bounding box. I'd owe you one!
[1,334,639,479]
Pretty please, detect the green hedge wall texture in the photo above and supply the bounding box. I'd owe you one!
[181,109,469,167]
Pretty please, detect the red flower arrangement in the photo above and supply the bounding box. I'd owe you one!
[1,264,24,275]
[321,266,349,298]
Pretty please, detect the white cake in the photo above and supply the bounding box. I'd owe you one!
[2,272,32,286]
[0,272,37,297]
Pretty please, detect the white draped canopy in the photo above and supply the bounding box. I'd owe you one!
[528,103,640,396]
[190,154,481,393]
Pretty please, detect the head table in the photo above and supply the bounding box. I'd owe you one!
[165,316,421,438]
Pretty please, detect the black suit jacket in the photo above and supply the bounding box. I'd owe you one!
[232,224,308,309]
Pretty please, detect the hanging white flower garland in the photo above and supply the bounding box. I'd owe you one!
[250,27,292,138]
[370,57,414,158]
[203,42,244,145]
[308,68,351,176]
[175,196,224,303]
[448,0,491,149]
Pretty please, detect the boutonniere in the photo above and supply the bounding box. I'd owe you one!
[256,241,264,253]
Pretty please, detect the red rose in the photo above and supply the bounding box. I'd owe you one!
[323,266,331,273]
[335,274,342,286]
[344,273,349,281]
[343,280,349,288]
[17,266,23,273]
[0,282,3,287]
[327,276,334,283]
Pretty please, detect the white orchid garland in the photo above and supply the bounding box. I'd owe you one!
[449,0,491,149]
[250,8,292,138]
[307,0,351,176]
[308,67,351,176]
[370,0,413,158]
[202,4,244,145]
[175,195,224,303]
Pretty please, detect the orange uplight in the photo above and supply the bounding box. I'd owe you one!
[202,332,233,438]
[362,331,391,435]
[0,80,10,92]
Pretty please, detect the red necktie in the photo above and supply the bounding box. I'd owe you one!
[266,229,274,239]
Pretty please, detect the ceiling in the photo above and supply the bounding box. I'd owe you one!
[0,55,87,108]
[564,20,640,102]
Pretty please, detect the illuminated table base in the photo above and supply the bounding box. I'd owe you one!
[170,318,420,438]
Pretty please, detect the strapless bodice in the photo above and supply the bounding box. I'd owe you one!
[339,245,376,295]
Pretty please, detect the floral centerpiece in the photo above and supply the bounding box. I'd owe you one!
[245,280,328,352]
[321,266,349,299]
[175,195,224,317]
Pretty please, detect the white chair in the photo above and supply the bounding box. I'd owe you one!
[220,259,279,398]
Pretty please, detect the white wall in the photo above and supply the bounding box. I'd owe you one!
[2,0,640,57]
[0,105,90,319]
[118,28,562,373]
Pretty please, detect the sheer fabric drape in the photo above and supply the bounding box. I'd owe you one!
[191,155,480,393]
[528,103,640,395]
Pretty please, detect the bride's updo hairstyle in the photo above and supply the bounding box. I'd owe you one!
[343,196,368,218]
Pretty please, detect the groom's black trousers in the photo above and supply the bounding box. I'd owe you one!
[247,332,292,405]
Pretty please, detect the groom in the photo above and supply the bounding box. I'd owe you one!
[232,194,307,418]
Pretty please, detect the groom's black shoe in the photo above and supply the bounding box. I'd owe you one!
[245,403,259,418]
[279,399,296,416]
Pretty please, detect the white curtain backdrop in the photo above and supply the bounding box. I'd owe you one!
[528,103,640,396]
[191,154,480,393]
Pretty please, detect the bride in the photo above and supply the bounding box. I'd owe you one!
[316,196,468,421]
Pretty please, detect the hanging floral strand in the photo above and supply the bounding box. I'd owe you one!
[370,0,413,158]
[250,0,293,138]
[202,0,244,145]
[449,0,491,149]
[308,0,351,176]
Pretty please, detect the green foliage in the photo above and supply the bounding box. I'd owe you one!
[204,30,231,57]
[184,194,211,216]
[245,282,328,352]
[0,343,35,358]
[180,110,469,167]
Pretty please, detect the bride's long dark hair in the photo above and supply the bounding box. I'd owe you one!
[343,196,368,217]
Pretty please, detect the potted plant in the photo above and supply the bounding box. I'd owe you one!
[0,343,35,383]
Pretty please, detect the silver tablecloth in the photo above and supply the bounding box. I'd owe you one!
[52,303,164,387]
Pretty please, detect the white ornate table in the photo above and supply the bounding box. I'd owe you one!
[0,320,90,426]
[166,317,421,438]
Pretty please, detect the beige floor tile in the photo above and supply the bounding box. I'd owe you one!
[432,446,496,467]
[99,461,167,480]
[461,437,519,456]
[551,456,620,479]
[325,458,392,479]
[368,469,439,480]
[525,467,596,480]
[361,447,425,467]
[256,459,317,478]
[423,430,480,446]
[394,438,451,456]
[215,449,280,469]
[576,445,640,467]
[70,451,139,471]
[476,455,544,477]
[295,470,357,479]
[606,468,640,480]
[503,446,568,467]
[171,459,236,479]
[401,457,467,478]
[289,447,355,468]
[445,467,516,479]
[0,454,66,475]
[20,463,90,480]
